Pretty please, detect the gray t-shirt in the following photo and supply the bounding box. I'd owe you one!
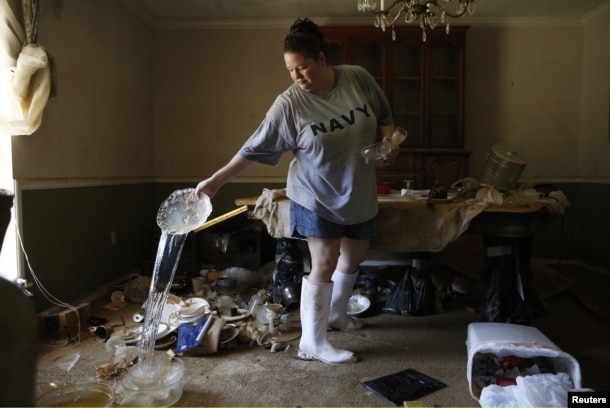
[240,65,393,224]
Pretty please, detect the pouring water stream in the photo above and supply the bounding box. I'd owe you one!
[137,188,212,373]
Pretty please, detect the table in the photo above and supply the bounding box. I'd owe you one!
[236,190,566,321]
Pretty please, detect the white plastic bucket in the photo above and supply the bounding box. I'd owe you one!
[466,322,581,402]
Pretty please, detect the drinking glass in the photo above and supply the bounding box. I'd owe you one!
[391,127,408,146]
[361,140,392,164]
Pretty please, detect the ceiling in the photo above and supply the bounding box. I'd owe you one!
[121,0,610,29]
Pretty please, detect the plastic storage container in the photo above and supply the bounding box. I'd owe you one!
[466,322,581,402]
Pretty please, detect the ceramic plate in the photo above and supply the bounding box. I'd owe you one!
[184,297,209,307]
[112,320,179,344]
[346,295,371,316]
[179,303,208,318]
[160,295,186,324]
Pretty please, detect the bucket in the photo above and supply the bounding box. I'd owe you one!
[466,323,581,403]
[479,146,527,191]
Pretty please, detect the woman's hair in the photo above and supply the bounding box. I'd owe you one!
[283,18,326,59]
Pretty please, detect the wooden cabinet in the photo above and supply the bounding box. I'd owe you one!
[323,26,470,189]
[375,149,470,190]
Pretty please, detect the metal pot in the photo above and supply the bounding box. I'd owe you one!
[479,145,527,191]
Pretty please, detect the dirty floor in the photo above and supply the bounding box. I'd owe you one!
[34,263,610,407]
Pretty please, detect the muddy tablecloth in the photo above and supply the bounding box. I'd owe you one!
[247,189,569,253]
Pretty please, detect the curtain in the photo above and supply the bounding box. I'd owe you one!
[0,0,51,136]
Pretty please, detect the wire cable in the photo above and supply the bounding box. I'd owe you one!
[15,216,81,346]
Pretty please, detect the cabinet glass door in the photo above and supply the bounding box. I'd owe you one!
[325,38,347,67]
[350,39,385,89]
[428,42,462,147]
[392,41,422,146]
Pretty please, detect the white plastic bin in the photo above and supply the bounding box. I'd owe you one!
[466,322,581,402]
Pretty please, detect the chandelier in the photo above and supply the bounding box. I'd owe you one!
[356,0,475,41]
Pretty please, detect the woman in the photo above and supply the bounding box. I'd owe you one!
[195,18,398,364]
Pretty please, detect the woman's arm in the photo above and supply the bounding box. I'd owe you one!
[195,153,255,199]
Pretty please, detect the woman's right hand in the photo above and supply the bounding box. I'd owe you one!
[195,178,219,199]
[195,153,256,200]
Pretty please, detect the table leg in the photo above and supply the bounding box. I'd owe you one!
[479,236,532,325]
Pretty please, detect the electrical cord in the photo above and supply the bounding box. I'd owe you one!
[15,219,81,346]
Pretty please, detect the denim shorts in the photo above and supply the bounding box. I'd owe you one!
[290,201,377,240]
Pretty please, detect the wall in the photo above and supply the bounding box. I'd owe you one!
[153,20,610,184]
[9,1,610,310]
[579,8,610,178]
[10,0,157,310]
[20,184,157,309]
[464,26,584,179]
[13,0,155,179]
[153,28,294,181]
[570,10,610,267]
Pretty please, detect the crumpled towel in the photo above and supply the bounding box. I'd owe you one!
[252,188,291,237]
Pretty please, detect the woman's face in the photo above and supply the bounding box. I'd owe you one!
[284,51,327,94]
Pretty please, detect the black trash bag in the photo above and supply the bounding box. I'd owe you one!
[479,252,530,325]
[383,269,436,316]
[272,238,305,307]
[275,238,304,281]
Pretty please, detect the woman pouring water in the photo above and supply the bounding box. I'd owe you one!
[195,17,398,364]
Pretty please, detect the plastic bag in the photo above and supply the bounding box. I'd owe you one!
[272,238,305,306]
[480,251,529,324]
[174,315,213,354]
[383,269,436,316]
[479,373,574,407]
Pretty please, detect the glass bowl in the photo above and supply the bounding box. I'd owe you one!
[121,357,184,407]
[36,382,115,407]
[157,188,212,234]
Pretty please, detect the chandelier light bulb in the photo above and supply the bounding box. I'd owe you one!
[467,2,475,15]
[358,0,474,41]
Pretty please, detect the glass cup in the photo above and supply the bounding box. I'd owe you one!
[391,127,408,146]
[402,179,414,197]
[361,140,392,164]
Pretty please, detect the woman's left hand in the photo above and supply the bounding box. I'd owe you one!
[386,143,400,161]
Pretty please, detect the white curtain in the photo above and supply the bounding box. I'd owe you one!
[0,0,51,136]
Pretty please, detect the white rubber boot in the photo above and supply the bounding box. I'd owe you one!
[329,270,364,331]
[298,277,356,364]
